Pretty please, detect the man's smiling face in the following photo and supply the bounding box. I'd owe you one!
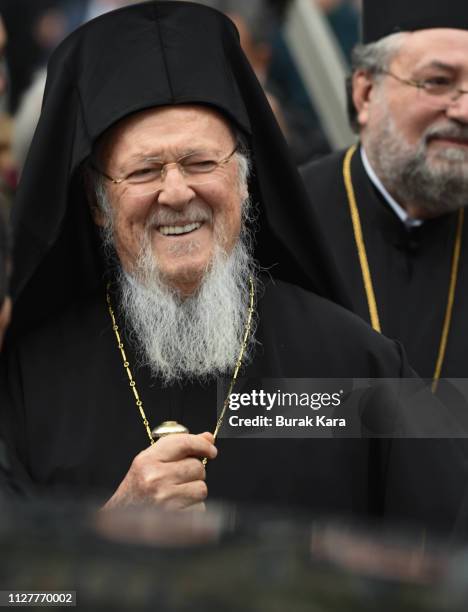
[94,105,245,296]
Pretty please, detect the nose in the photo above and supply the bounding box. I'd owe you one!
[445,91,468,123]
[156,164,195,209]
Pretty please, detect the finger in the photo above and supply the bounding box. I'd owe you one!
[159,481,208,510]
[199,432,215,444]
[154,433,217,462]
[172,457,206,484]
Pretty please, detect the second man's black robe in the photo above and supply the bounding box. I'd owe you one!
[301,148,468,380]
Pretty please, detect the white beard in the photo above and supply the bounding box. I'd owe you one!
[95,149,257,384]
[116,237,257,385]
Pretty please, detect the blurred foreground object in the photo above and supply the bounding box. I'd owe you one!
[1,501,468,611]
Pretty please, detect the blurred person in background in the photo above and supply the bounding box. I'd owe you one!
[12,69,47,176]
[0,192,26,498]
[200,0,330,163]
[60,0,146,32]
[0,12,16,191]
[0,0,65,113]
[300,0,468,384]
[0,0,142,114]
[316,0,360,63]
[12,1,144,176]
[0,192,10,350]
[0,13,8,108]
[0,112,15,188]
[197,0,288,132]
[264,0,359,164]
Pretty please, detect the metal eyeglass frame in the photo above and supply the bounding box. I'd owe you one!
[92,146,239,186]
[380,69,468,104]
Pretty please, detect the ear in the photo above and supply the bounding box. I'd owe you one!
[352,69,375,129]
[82,166,106,227]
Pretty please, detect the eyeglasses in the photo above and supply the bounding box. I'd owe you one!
[381,69,468,108]
[93,146,238,196]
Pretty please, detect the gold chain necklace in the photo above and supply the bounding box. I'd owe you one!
[343,145,464,393]
[106,276,255,454]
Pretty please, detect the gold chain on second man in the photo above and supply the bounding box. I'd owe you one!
[343,145,464,393]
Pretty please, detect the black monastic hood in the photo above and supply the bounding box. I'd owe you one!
[11,0,347,336]
[362,0,468,44]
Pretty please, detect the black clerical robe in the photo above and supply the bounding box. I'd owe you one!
[1,278,466,532]
[301,148,468,380]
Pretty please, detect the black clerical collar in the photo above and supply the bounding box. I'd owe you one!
[360,147,424,230]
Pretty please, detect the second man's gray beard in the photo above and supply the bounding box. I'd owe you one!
[366,116,468,216]
[116,236,258,385]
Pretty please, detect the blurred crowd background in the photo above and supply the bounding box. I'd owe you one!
[0,0,361,218]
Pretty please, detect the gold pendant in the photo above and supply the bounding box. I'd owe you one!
[151,421,189,439]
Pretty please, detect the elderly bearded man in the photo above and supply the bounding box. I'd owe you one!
[1,1,466,531]
[301,0,468,385]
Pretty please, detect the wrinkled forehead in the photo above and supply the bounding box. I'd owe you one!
[390,28,468,71]
[94,104,238,166]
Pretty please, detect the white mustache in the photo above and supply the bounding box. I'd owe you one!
[147,204,213,228]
